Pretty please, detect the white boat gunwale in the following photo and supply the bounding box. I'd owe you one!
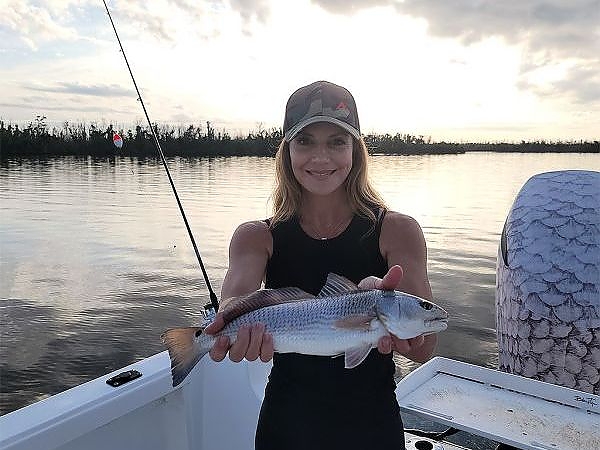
[0,352,173,450]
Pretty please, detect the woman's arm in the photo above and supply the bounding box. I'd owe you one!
[361,212,437,363]
[204,220,275,363]
[220,221,272,306]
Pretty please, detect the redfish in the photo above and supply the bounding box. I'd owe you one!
[162,273,448,387]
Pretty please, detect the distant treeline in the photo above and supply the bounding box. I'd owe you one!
[1,116,598,158]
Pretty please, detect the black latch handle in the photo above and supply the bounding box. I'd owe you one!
[106,370,142,387]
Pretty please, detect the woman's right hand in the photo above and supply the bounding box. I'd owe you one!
[204,314,274,363]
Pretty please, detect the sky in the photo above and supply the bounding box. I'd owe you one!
[1,0,599,142]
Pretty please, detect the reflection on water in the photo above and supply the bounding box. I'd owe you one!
[1,153,598,414]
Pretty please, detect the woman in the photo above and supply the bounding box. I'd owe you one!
[205,80,437,450]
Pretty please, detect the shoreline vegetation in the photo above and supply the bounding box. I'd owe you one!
[1,117,598,158]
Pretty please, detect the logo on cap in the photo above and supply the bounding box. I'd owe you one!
[333,101,350,119]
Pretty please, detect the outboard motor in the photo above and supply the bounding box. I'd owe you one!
[496,170,599,394]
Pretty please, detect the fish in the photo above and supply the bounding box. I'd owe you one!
[496,170,600,395]
[162,273,449,387]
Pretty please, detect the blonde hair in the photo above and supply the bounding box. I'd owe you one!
[270,136,387,226]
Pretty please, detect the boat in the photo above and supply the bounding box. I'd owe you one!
[1,350,599,450]
[1,169,598,450]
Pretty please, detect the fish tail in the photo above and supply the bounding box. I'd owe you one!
[161,327,210,387]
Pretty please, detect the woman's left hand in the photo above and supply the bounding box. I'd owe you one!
[358,264,426,357]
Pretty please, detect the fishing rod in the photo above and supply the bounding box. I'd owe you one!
[101,0,219,312]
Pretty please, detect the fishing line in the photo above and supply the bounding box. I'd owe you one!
[101,0,219,312]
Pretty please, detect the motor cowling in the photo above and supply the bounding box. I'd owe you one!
[496,170,600,394]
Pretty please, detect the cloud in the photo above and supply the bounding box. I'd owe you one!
[170,0,209,18]
[228,0,271,23]
[310,0,599,57]
[2,0,80,50]
[25,81,133,97]
[309,0,600,105]
[309,0,390,14]
[519,63,600,104]
[109,0,270,42]
[0,81,134,119]
[394,0,600,60]
[112,1,175,41]
[558,66,600,103]
[0,97,126,116]
[2,1,240,48]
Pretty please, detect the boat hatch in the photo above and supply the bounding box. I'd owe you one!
[396,357,600,450]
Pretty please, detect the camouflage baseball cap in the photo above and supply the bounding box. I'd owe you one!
[283,80,361,142]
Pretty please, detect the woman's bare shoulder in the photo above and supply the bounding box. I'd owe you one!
[230,220,272,255]
[381,210,423,235]
[379,210,426,258]
[234,219,271,236]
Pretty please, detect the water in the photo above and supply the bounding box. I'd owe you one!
[1,152,598,415]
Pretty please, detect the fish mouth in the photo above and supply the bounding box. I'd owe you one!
[424,318,448,331]
[425,309,448,324]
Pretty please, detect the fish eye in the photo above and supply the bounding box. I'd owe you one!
[420,301,433,310]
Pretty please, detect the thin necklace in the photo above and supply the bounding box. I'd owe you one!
[300,214,353,240]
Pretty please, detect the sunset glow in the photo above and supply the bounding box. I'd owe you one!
[2,0,599,142]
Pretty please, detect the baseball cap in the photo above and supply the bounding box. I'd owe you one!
[283,80,361,142]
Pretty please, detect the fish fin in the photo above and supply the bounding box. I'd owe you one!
[161,327,208,387]
[222,287,314,324]
[333,313,377,331]
[317,273,359,297]
[344,344,373,369]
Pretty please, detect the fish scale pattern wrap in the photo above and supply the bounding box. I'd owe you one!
[496,170,600,394]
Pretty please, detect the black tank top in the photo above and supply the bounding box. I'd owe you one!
[256,210,405,450]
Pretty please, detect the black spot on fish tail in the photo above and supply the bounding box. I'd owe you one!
[161,327,207,387]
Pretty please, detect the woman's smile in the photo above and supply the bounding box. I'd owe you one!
[306,169,336,178]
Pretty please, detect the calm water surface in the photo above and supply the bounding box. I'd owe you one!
[1,152,598,415]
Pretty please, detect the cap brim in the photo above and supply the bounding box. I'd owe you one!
[284,116,361,142]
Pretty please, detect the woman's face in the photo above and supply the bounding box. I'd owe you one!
[288,122,353,197]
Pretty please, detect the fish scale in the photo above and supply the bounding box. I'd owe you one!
[216,292,386,355]
[497,170,600,394]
